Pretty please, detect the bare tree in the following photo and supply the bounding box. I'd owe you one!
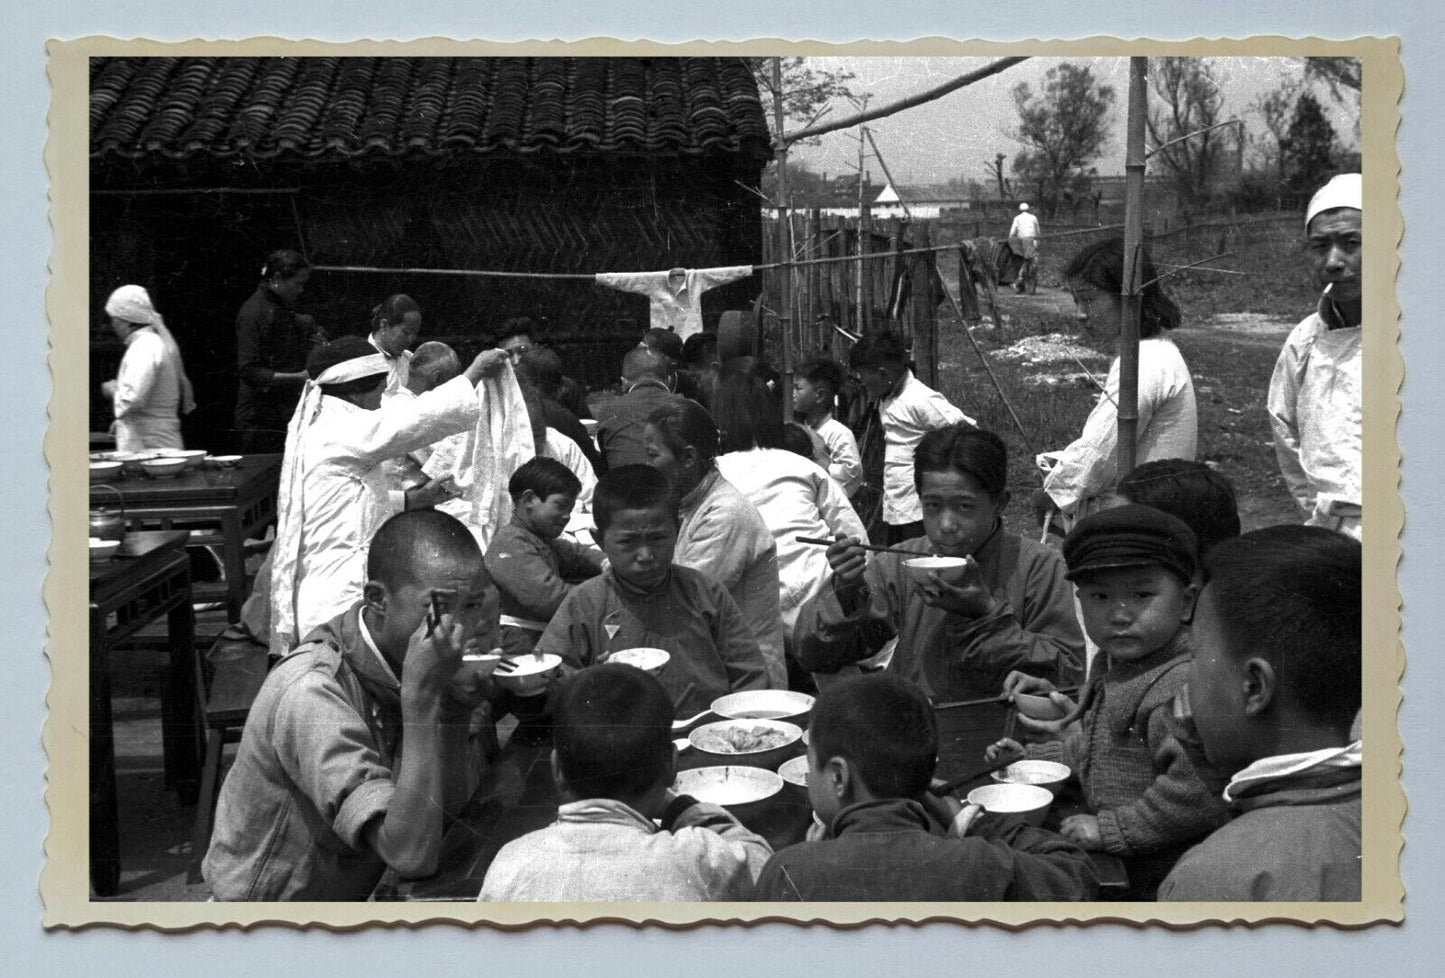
[747,57,860,145]
[1252,78,1301,181]
[1305,57,1362,102]
[983,152,1012,200]
[1146,58,1228,213]
[1010,62,1115,217]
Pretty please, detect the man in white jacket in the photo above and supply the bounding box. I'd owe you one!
[1267,174,1362,541]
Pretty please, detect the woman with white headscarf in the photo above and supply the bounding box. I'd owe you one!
[100,285,196,452]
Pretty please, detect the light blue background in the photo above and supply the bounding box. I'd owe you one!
[5,3,1439,973]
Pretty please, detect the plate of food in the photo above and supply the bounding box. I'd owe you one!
[687,718,802,769]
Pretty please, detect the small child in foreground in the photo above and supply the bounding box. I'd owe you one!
[751,674,1097,901]
[793,357,864,497]
[533,465,770,718]
[989,504,1230,897]
[1159,526,1362,901]
[484,457,605,657]
[479,664,772,901]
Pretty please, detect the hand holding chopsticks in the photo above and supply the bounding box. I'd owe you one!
[797,535,927,559]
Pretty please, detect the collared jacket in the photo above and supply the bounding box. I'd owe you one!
[111,326,184,452]
[234,284,326,435]
[203,606,482,901]
[594,381,676,469]
[485,516,605,656]
[479,797,771,901]
[1267,295,1362,536]
[792,529,1085,700]
[752,798,1097,901]
[875,370,973,525]
[810,413,864,497]
[1026,634,1231,857]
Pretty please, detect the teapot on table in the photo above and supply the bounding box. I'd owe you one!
[89,484,127,543]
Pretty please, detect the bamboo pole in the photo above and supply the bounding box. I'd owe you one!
[772,58,795,421]
[856,128,869,335]
[1118,57,1148,477]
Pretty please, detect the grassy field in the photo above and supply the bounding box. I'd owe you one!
[932,224,1311,536]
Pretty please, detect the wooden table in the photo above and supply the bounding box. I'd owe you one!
[90,454,282,621]
[90,530,200,896]
[384,699,1125,901]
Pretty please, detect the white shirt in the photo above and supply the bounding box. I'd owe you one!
[112,326,184,451]
[879,371,973,525]
[368,333,414,398]
[544,427,597,511]
[271,375,480,653]
[595,266,753,337]
[1267,310,1362,535]
[1010,211,1041,239]
[716,448,868,632]
[1042,337,1198,518]
[811,413,864,497]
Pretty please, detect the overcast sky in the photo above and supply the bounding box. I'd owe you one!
[785,57,1361,187]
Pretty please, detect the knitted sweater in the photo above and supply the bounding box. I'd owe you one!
[1027,632,1230,857]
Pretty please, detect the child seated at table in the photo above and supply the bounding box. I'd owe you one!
[1159,526,1362,901]
[988,504,1230,897]
[793,424,1085,700]
[204,509,503,900]
[485,457,605,657]
[751,673,1097,901]
[534,465,771,718]
[479,664,772,901]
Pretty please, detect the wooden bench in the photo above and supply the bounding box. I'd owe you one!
[188,631,271,883]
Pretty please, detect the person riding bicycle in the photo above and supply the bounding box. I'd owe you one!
[1009,203,1041,294]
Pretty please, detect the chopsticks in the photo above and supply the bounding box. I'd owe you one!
[796,535,925,558]
[933,687,1082,712]
[929,746,1024,797]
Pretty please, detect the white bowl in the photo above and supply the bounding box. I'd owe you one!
[1012,691,1068,721]
[990,759,1071,797]
[674,765,783,808]
[903,555,970,585]
[157,448,207,469]
[89,461,123,483]
[966,782,1054,826]
[688,719,802,768]
[777,755,810,789]
[606,647,670,675]
[89,538,121,565]
[206,454,243,469]
[493,652,562,696]
[141,457,188,479]
[710,689,815,724]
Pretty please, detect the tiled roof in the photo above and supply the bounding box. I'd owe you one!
[90,57,771,162]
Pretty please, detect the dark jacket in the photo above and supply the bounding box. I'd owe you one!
[751,798,1098,902]
[234,285,326,435]
[594,381,675,469]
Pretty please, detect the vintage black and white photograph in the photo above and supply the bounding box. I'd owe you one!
[48,37,1401,927]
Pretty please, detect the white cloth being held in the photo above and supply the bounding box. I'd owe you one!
[595,265,753,337]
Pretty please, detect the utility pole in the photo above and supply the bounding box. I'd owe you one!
[772,57,794,421]
[1118,57,1147,477]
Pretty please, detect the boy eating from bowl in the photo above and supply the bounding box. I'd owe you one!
[794,424,1084,699]
[751,673,1097,901]
[987,504,1230,898]
[203,510,502,900]
[533,464,770,718]
[485,457,606,657]
[1159,526,1362,901]
[479,664,772,901]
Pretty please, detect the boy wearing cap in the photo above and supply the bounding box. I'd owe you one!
[988,504,1230,897]
[1268,173,1362,540]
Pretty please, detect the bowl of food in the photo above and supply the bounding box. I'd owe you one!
[990,759,1071,798]
[674,765,783,813]
[688,718,802,770]
[606,647,670,675]
[157,448,207,470]
[206,454,243,469]
[710,689,815,725]
[89,460,123,483]
[1012,691,1069,721]
[777,755,810,798]
[89,537,121,566]
[492,653,562,697]
[112,451,157,477]
[966,782,1054,826]
[903,555,970,586]
[140,457,188,480]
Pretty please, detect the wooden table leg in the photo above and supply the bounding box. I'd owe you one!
[221,511,246,623]
[89,607,120,898]
[162,569,201,805]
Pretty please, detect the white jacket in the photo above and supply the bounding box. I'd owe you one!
[879,371,973,525]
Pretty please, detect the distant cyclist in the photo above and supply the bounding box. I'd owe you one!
[1009,202,1041,294]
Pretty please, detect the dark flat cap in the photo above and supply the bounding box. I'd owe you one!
[1062,503,1198,583]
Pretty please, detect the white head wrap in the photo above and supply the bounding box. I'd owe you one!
[1305,174,1362,231]
[104,285,196,414]
[1019,202,1029,212]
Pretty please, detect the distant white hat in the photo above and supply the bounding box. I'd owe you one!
[1305,174,1362,231]
[1019,202,1030,211]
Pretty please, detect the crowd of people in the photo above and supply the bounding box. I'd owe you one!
[96,174,1365,905]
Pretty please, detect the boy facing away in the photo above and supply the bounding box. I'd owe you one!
[989,504,1230,896]
[484,456,605,657]
[1160,526,1362,901]
[794,425,1084,700]
[479,664,771,901]
[533,465,771,718]
[752,674,1097,901]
